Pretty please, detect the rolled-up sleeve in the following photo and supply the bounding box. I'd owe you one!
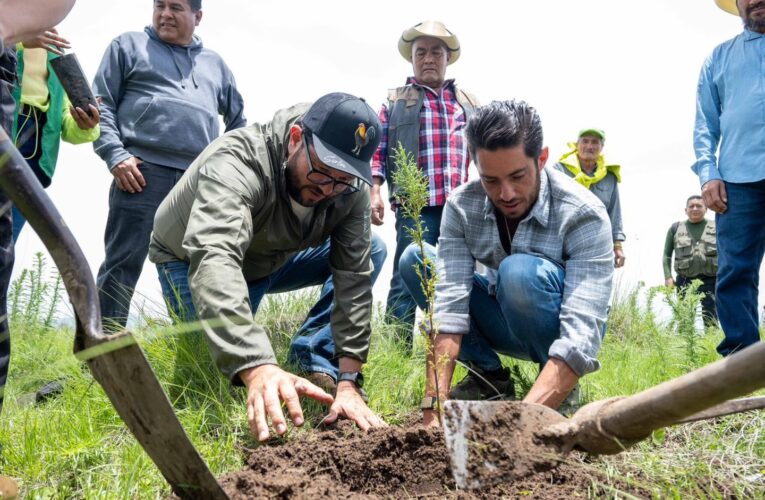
[692,54,723,187]
[433,199,475,334]
[328,190,374,362]
[550,205,613,376]
[184,160,276,383]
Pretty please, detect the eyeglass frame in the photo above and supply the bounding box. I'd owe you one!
[301,130,360,195]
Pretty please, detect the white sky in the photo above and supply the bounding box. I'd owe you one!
[11,0,756,323]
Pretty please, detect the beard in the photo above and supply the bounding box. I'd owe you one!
[285,156,324,207]
[744,2,765,32]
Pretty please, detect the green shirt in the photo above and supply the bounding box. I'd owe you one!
[149,103,374,382]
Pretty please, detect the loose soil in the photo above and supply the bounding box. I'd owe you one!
[220,419,649,499]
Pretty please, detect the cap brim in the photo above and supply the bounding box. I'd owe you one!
[578,129,605,141]
[311,133,373,186]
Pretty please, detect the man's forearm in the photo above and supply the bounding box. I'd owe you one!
[425,333,462,399]
[523,357,579,409]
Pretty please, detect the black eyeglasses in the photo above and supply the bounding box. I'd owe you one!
[302,134,359,195]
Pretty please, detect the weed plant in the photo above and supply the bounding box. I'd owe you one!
[0,257,763,497]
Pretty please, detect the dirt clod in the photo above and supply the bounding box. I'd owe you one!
[220,420,649,499]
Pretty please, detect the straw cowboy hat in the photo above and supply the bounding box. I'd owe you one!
[715,0,738,15]
[398,20,461,65]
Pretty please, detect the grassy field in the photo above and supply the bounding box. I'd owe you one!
[0,257,763,498]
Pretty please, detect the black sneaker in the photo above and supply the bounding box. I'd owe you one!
[450,366,515,401]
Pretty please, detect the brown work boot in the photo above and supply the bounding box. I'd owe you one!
[303,372,337,394]
[0,475,18,499]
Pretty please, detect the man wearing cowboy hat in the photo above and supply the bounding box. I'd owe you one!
[370,20,479,352]
[693,0,765,356]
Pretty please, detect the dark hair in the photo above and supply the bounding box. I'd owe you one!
[686,195,703,205]
[465,100,544,162]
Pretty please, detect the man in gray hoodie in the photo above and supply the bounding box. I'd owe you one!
[92,0,246,330]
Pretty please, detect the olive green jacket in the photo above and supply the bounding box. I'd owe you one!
[149,103,373,382]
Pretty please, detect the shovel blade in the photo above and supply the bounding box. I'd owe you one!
[442,400,568,489]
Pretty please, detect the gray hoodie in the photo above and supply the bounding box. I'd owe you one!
[92,26,246,171]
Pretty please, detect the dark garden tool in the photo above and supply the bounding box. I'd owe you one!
[443,341,765,489]
[49,53,98,116]
[0,130,229,499]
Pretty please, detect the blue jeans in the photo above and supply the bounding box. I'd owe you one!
[11,105,50,242]
[97,162,185,331]
[400,243,564,371]
[715,180,765,356]
[157,233,387,380]
[385,205,443,341]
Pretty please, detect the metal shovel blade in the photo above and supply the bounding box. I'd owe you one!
[0,134,228,499]
[442,400,567,489]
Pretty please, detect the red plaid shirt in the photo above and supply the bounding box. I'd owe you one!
[371,78,470,207]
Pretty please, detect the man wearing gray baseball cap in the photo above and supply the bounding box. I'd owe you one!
[149,92,388,440]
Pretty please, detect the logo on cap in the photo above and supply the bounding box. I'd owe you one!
[351,123,376,156]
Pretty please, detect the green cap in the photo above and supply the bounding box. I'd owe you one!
[578,128,605,141]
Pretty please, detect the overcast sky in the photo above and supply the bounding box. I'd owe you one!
[11,0,752,323]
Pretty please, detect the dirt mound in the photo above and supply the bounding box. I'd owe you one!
[220,421,648,499]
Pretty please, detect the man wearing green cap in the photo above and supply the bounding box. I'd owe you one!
[370,20,480,349]
[552,128,625,268]
[693,0,765,356]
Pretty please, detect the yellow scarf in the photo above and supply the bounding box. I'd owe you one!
[558,142,621,189]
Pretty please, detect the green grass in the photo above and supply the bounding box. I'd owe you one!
[0,256,763,497]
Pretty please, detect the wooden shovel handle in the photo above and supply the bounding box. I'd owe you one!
[675,395,765,424]
[599,342,765,439]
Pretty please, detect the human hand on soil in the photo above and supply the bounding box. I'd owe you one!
[323,382,387,431]
[111,156,145,193]
[240,364,334,442]
[701,179,727,214]
[70,103,100,130]
[422,409,440,428]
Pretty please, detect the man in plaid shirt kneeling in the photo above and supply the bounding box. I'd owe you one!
[399,100,614,421]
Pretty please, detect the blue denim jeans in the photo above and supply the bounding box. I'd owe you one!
[97,162,185,331]
[385,205,443,340]
[157,233,387,380]
[715,180,765,356]
[400,243,564,371]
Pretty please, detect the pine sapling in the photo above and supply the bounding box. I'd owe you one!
[390,143,447,420]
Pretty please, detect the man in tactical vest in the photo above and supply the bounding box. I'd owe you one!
[370,20,479,348]
[663,195,718,327]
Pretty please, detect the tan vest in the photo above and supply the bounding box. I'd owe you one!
[673,220,717,277]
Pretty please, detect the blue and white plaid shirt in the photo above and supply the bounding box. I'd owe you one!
[433,167,613,375]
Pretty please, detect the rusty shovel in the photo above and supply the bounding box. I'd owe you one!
[0,129,228,498]
[443,341,765,489]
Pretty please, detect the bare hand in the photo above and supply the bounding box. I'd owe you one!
[422,408,440,428]
[702,179,727,214]
[111,157,145,193]
[665,277,675,287]
[614,247,626,268]
[323,382,386,431]
[70,103,100,130]
[240,364,334,442]
[370,183,385,226]
[21,28,70,56]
